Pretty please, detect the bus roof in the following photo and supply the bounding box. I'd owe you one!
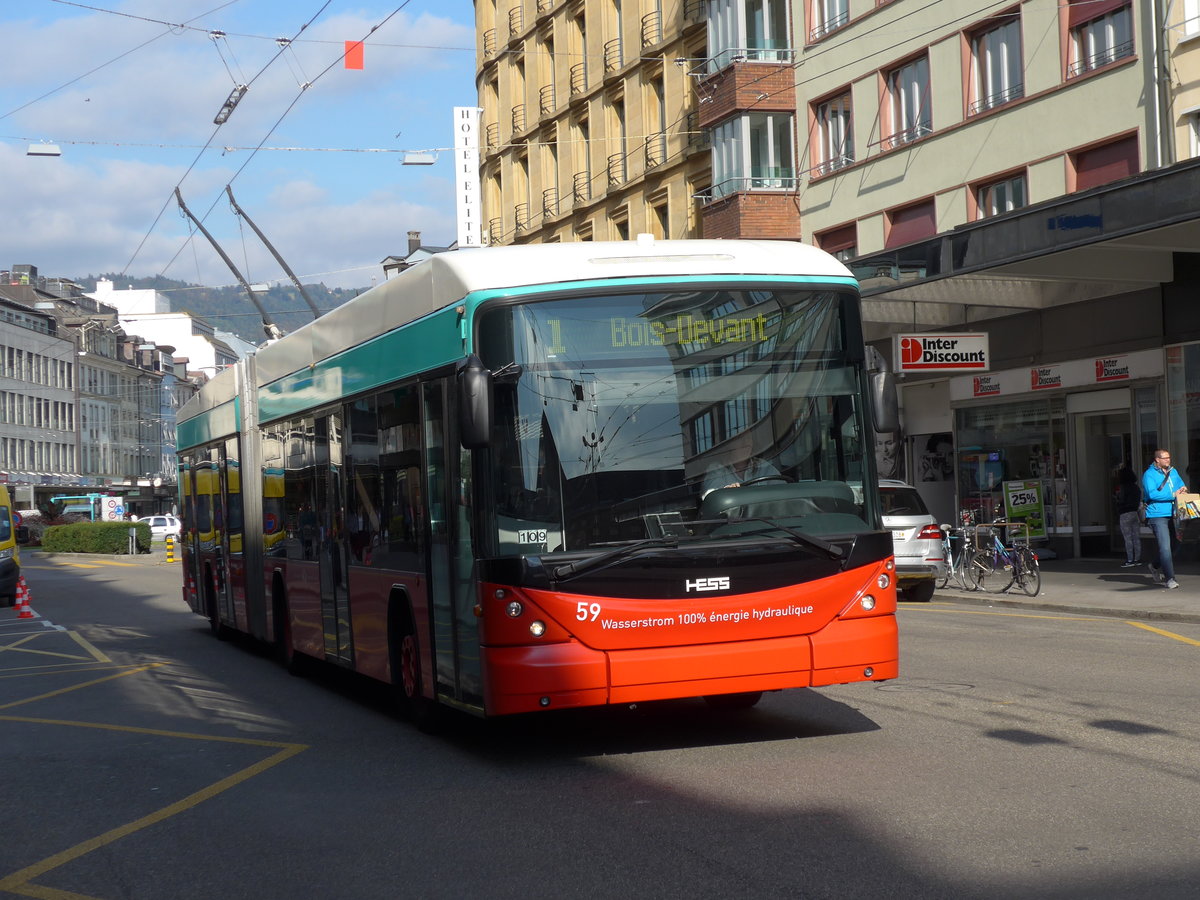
[251,238,854,388]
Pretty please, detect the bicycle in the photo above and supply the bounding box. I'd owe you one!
[970,521,1041,596]
[936,512,982,592]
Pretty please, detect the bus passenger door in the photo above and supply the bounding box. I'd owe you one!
[317,413,352,664]
[423,381,482,708]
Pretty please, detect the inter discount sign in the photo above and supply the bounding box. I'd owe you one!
[896,333,989,373]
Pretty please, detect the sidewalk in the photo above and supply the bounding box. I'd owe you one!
[933,556,1200,624]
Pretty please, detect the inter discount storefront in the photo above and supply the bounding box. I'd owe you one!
[937,348,1165,559]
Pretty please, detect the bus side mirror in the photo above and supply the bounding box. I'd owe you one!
[458,355,492,449]
[871,371,899,434]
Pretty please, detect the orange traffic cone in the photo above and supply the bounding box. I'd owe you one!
[15,575,34,619]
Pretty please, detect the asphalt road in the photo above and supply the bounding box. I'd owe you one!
[2,555,1199,899]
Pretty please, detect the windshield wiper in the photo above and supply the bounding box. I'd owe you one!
[551,536,681,581]
[713,518,846,562]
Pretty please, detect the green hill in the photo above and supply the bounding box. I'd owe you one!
[74,274,364,344]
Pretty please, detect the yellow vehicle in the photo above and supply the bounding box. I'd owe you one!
[0,485,29,607]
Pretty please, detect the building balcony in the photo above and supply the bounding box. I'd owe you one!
[543,187,559,218]
[644,132,667,169]
[483,29,497,58]
[515,202,530,232]
[512,104,527,134]
[700,189,801,240]
[604,37,623,72]
[607,152,627,186]
[570,61,588,95]
[508,7,524,40]
[539,84,556,116]
[573,170,591,203]
[641,11,662,47]
[485,121,499,149]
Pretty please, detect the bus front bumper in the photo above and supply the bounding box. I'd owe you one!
[481,614,898,716]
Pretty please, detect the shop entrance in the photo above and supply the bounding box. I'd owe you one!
[1071,399,1132,558]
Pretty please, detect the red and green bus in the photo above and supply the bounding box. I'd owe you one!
[176,238,900,718]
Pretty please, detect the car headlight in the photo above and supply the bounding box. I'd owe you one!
[0,547,13,561]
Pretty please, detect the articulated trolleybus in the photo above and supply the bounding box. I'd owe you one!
[176,238,900,718]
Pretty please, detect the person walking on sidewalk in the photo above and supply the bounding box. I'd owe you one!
[1142,450,1187,589]
[1115,464,1142,567]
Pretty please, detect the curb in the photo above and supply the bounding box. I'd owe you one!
[929,590,1200,625]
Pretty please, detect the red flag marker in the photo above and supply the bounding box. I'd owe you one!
[344,40,364,69]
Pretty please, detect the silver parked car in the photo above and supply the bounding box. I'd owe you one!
[141,514,182,541]
[880,479,945,602]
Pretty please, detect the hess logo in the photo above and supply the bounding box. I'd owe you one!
[686,576,730,592]
[900,337,924,364]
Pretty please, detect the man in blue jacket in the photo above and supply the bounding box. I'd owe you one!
[1142,449,1188,589]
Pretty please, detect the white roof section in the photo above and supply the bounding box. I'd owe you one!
[253,239,853,386]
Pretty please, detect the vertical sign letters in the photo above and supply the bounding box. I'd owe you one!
[454,106,482,248]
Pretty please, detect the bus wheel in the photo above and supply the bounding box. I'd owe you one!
[703,691,763,710]
[393,613,439,732]
[205,572,227,641]
[273,588,306,676]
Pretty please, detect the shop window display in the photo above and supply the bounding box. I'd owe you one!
[956,400,1067,529]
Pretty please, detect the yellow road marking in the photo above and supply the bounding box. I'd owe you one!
[0,738,304,899]
[0,663,165,711]
[0,664,308,899]
[1125,621,1200,646]
[0,633,96,664]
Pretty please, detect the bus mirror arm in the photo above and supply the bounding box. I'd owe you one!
[458,355,492,449]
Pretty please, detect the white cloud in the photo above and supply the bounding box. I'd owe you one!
[0,1,474,291]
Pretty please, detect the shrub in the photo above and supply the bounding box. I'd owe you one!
[40,520,151,554]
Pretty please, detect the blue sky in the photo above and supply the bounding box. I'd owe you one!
[0,1,476,290]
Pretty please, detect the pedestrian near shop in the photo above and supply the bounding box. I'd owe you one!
[1142,450,1187,589]
[1114,465,1142,568]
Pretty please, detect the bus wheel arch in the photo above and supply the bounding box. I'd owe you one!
[388,589,439,729]
[203,562,227,640]
[272,572,305,676]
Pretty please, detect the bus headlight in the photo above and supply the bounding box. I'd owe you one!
[529,620,546,637]
[876,573,890,589]
[0,547,12,561]
[860,595,877,611]
[505,600,523,618]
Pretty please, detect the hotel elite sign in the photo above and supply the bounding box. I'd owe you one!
[895,333,990,374]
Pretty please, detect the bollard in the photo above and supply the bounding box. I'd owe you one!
[166,535,177,563]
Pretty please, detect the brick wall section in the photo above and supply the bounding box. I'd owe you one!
[701,192,801,239]
[697,63,796,129]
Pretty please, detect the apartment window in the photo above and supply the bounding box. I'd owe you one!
[1187,110,1200,159]
[886,55,931,147]
[969,14,1023,114]
[885,198,936,248]
[817,223,857,261]
[810,0,849,42]
[708,0,792,72]
[1072,134,1138,191]
[1066,0,1133,78]
[813,91,853,175]
[976,172,1027,218]
[711,112,795,198]
[1187,0,1200,37]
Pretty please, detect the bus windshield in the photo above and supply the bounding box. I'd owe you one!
[477,286,872,557]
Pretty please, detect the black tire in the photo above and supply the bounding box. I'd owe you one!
[274,587,307,676]
[971,549,1011,594]
[392,601,440,732]
[204,570,228,640]
[1016,549,1041,596]
[704,691,763,710]
[902,580,936,603]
